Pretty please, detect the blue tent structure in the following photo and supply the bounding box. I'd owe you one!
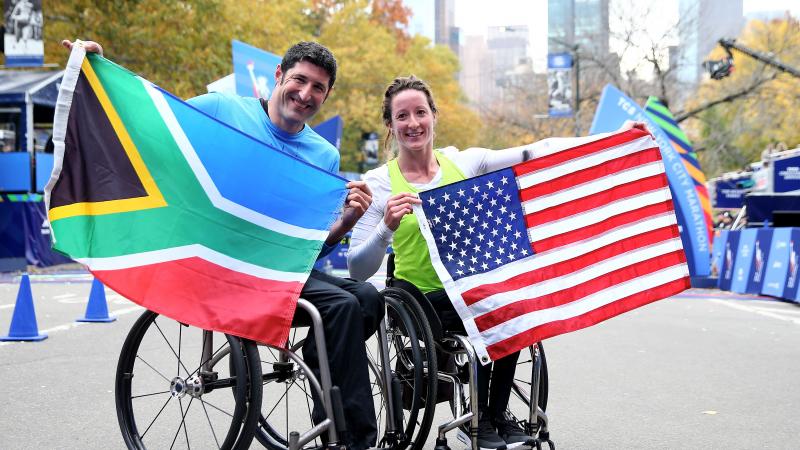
[1,70,67,271]
[0,69,62,192]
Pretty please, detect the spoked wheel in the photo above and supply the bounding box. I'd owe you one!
[509,342,549,434]
[374,288,438,450]
[253,329,328,450]
[115,310,262,450]
[449,342,549,440]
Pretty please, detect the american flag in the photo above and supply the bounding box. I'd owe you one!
[415,129,690,363]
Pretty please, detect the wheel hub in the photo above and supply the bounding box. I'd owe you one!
[170,375,204,399]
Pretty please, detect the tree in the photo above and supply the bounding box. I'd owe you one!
[687,16,800,176]
[44,0,481,172]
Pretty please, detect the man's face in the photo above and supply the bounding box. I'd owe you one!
[271,61,331,133]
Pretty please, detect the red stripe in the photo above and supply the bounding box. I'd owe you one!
[532,201,676,253]
[512,128,650,176]
[484,276,690,361]
[462,225,682,304]
[524,174,669,228]
[518,148,662,203]
[93,257,303,346]
[474,250,687,331]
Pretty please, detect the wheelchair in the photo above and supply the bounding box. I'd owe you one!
[115,294,435,450]
[114,256,552,450]
[384,255,554,450]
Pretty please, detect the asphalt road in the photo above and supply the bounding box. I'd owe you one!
[1,272,799,449]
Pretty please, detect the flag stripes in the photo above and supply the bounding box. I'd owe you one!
[416,128,690,363]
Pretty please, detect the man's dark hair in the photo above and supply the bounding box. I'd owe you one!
[281,41,337,89]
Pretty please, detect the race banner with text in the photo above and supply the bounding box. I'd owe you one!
[44,44,347,345]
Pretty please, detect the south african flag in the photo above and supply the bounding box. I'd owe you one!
[44,43,347,345]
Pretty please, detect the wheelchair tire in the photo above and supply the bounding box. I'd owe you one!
[380,287,438,450]
[115,310,262,450]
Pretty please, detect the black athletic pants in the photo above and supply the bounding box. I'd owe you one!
[395,280,520,419]
[299,269,385,450]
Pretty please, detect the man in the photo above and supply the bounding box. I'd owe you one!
[62,39,383,449]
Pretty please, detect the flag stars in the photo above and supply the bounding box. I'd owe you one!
[499,205,507,214]
[509,212,517,221]
[476,203,484,212]
[469,266,477,273]
[438,234,448,243]
[443,192,451,202]
[500,176,508,185]
[457,260,465,267]
[449,241,457,250]
[467,197,475,205]
[481,262,489,270]
[438,204,446,213]
[481,222,489,230]
[471,214,480,223]
[467,225,475,234]
[490,228,499,237]
[470,255,478,265]
[504,194,512,202]
[487,181,495,189]
[428,196,436,205]
[446,253,454,261]
[489,198,498,207]
[508,253,516,261]
[521,248,529,256]
[462,207,470,215]
[459,248,467,257]
[504,223,512,232]
[443,223,451,232]
[514,230,522,239]
[457,188,465,197]
[457,218,465,227]
[447,211,456,220]
[482,192,489,200]
[472,184,480,193]
[456,269,464,276]
[452,200,460,209]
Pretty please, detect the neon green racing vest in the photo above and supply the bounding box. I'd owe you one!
[388,151,466,293]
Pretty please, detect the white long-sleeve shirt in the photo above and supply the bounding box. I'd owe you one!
[347,135,603,281]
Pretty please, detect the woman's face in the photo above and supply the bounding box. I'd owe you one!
[389,89,435,155]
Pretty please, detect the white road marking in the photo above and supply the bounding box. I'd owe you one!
[0,305,144,347]
[708,299,800,326]
[0,304,14,310]
[53,293,77,299]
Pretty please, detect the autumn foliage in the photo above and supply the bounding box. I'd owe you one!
[43,0,479,171]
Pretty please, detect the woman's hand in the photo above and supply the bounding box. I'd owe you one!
[619,120,653,136]
[384,192,421,231]
[61,39,104,56]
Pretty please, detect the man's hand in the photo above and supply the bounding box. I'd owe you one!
[61,39,103,56]
[384,193,421,231]
[340,180,372,228]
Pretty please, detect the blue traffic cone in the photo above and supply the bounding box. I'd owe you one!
[76,278,116,323]
[0,274,48,341]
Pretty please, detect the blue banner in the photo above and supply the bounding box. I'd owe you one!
[730,229,757,293]
[773,154,800,193]
[714,177,749,209]
[781,229,800,302]
[710,230,728,278]
[313,115,343,150]
[745,229,773,294]
[547,53,573,117]
[232,40,282,99]
[760,228,792,298]
[718,230,739,291]
[590,84,710,276]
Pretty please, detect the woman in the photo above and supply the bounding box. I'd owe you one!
[348,75,637,449]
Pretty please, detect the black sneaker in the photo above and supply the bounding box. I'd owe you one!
[456,411,507,450]
[493,414,535,449]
